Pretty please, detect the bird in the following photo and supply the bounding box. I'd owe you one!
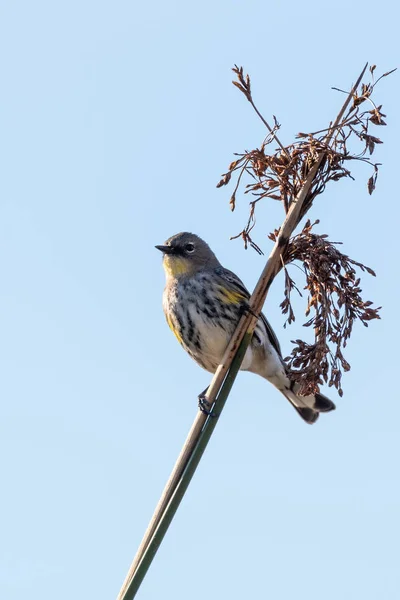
[156,232,336,424]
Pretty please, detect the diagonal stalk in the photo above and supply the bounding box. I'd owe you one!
[116,62,368,600]
[118,334,252,600]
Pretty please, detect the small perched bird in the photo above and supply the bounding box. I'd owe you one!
[156,232,335,424]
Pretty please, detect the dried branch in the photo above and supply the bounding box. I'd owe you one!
[231,65,288,156]
[118,65,381,600]
[218,64,395,250]
[217,64,393,398]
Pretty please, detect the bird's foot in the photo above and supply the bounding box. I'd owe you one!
[198,390,217,418]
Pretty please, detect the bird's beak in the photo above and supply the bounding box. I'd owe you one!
[155,245,174,255]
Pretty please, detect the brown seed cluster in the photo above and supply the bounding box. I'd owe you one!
[274,220,380,397]
[217,65,393,396]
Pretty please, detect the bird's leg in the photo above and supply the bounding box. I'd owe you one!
[198,387,217,418]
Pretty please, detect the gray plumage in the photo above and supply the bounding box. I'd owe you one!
[156,232,335,424]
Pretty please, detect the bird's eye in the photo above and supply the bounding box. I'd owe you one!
[185,243,195,253]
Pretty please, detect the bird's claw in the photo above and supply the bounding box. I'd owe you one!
[198,393,217,418]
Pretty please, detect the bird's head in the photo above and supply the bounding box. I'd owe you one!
[155,232,219,279]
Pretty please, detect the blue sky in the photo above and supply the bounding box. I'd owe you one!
[1,1,399,599]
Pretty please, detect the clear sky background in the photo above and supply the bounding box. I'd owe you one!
[1,1,399,599]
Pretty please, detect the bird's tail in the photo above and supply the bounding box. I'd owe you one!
[282,386,336,424]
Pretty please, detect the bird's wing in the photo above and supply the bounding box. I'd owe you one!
[259,312,282,357]
[214,267,282,357]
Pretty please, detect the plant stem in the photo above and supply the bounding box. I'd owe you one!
[116,62,368,600]
[117,334,252,600]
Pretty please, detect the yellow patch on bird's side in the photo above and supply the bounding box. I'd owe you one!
[163,256,190,277]
[218,286,246,304]
[166,314,183,345]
